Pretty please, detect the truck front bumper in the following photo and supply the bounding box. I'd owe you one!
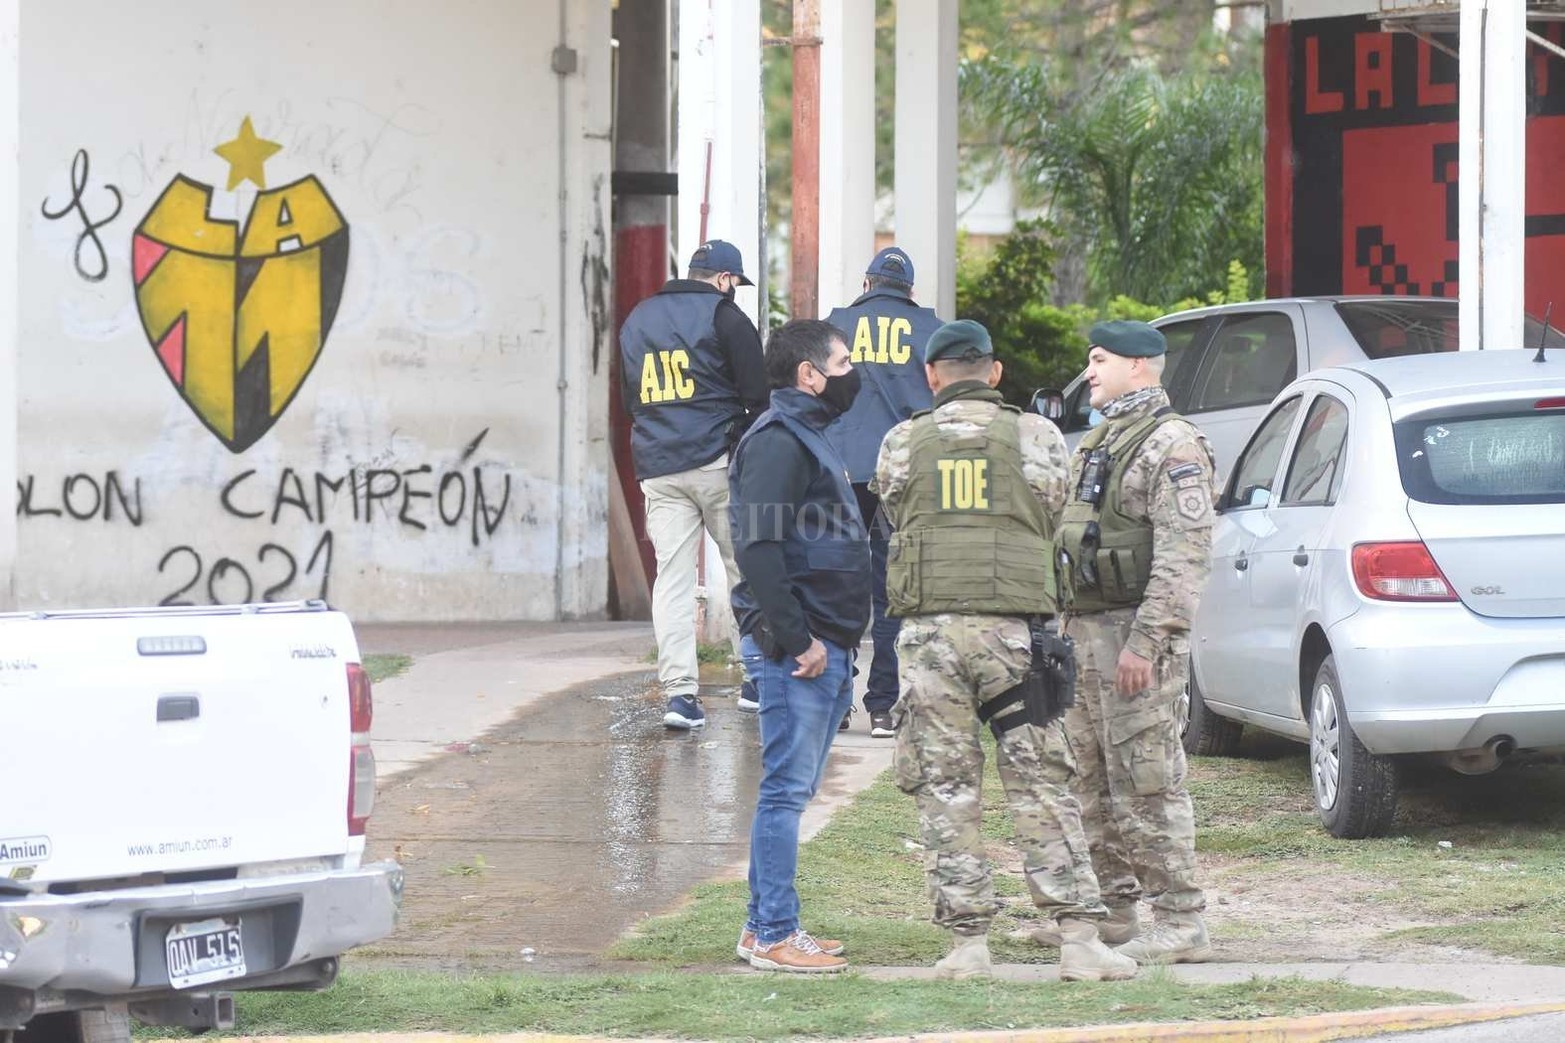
[0,862,402,999]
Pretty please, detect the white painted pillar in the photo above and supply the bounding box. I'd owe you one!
[819,0,876,316]
[894,0,958,319]
[1460,0,1527,351]
[677,0,763,331]
[0,5,17,608]
[677,0,762,647]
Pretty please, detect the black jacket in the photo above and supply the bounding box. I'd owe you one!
[618,280,767,478]
[729,388,872,655]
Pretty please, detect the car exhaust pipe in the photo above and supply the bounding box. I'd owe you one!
[1443,736,1516,775]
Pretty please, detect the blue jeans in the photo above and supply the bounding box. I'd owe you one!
[854,483,899,714]
[741,633,854,945]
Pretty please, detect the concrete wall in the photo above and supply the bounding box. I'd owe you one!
[10,0,613,621]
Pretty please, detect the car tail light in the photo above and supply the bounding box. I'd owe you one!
[1535,397,1565,410]
[347,663,373,733]
[348,745,376,836]
[346,663,375,836]
[1351,542,1458,602]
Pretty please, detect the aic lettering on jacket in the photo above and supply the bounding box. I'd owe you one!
[851,316,913,365]
[639,349,696,404]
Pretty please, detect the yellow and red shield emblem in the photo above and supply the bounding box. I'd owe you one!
[132,170,348,453]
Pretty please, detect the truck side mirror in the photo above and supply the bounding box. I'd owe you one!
[1031,388,1065,423]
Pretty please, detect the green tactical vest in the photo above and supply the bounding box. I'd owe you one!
[1058,408,1182,613]
[884,401,1058,618]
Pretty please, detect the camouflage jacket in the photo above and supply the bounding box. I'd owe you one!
[1070,385,1219,660]
[871,381,1071,525]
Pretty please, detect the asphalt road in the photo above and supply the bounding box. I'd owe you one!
[1359,1011,1565,1042]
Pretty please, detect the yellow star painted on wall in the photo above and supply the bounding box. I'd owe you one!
[213,116,283,190]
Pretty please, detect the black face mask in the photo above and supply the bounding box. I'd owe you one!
[723,284,737,302]
[817,366,862,416]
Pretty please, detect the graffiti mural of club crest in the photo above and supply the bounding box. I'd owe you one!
[131,116,349,453]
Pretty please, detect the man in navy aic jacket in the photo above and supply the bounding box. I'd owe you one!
[824,247,944,737]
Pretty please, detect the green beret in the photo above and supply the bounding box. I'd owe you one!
[924,319,994,364]
[1089,320,1166,358]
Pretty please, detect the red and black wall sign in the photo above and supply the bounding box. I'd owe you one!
[1266,16,1565,316]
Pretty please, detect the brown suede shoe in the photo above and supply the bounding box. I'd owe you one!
[746,931,849,973]
[737,928,843,961]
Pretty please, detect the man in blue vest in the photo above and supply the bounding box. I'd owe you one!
[619,239,769,729]
[729,319,872,972]
[825,247,944,738]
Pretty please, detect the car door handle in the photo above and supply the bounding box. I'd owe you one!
[157,694,201,722]
[1292,548,1310,566]
[1234,554,1249,572]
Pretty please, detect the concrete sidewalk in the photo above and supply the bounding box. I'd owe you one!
[357,621,657,778]
[344,621,1565,1040]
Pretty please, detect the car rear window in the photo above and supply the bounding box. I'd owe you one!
[1336,301,1460,358]
[1337,299,1565,357]
[1396,410,1565,504]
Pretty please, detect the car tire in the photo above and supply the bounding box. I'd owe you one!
[1310,655,1398,839]
[1181,663,1243,757]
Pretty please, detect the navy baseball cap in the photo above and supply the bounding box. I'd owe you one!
[866,246,915,285]
[689,240,754,285]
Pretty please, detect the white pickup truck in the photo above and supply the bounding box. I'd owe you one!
[0,601,402,1040]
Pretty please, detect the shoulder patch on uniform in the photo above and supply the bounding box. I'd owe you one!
[1167,462,1204,483]
[1176,487,1209,522]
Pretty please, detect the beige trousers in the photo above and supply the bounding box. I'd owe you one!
[641,456,742,697]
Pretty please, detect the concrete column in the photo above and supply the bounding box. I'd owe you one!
[819,0,876,314]
[0,5,16,608]
[894,0,958,318]
[676,0,762,643]
[677,0,763,330]
[1460,0,1526,351]
[555,0,615,618]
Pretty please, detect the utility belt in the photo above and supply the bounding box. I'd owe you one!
[976,617,1077,738]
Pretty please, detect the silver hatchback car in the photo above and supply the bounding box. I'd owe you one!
[1185,349,1565,838]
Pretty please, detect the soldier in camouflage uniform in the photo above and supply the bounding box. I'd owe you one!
[1049,320,1218,965]
[872,319,1138,983]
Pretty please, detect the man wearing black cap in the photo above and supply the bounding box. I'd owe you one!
[619,239,769,729]
[871,319,1137,983]
[824,247,944,738]
[1051,319,1219,965]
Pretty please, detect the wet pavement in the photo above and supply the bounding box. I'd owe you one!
[357,628,892,973]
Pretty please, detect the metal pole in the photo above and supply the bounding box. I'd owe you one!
[790,0,822,321]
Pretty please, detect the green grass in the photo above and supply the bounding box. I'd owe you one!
[1190,733,1565,962]
[222,969,1450,1039]
[362,653,413,684]
[207,729,1517,1037]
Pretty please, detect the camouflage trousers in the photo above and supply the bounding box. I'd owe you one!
[892,613,1108,935]
[1061,608,1204,914]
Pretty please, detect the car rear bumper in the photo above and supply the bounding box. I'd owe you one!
[1329,608,1565,755]
[0,862,402,1001]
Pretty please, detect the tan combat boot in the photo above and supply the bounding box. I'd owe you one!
[1115,910,1213,965]
[933,932,993,980]
[1012,903,1140,947]
[1057,917,1139,982]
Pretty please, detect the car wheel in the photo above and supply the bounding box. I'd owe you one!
[1309,655,1398,838]
[1181,661,1243,757]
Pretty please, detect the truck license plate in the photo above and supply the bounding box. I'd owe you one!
[165,917,246,989]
